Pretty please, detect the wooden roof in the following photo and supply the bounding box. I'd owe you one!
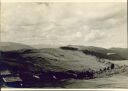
[2,77,22,82]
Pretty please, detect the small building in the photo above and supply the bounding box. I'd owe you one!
[0,70,11,76]
[0,69,23,87]
[3,76,22,82]
[33,75,40,79]
[2,76,23,87]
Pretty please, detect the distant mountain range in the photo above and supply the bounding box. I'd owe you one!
[0,42,33,51]
[0,42,127,60]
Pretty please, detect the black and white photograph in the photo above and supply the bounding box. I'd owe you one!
[0,0,128,90]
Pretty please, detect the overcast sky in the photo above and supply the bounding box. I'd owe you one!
[1,2,127,48]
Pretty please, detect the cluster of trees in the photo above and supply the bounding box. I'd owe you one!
[60,46,78,51]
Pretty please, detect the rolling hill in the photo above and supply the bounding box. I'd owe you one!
[0,42,128,87]
[60,45,128,60]
[0,42,33,51]
[109,48,128,60]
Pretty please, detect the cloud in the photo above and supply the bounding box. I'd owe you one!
[1,2,127,48]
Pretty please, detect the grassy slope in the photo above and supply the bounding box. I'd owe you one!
[109,48,128,60]
[1,43,127,80]
[1,47,117,75]
[22,48,108,72]
[61,45,128,60]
